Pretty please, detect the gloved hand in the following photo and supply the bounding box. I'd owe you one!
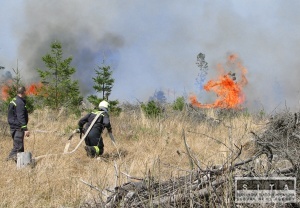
[75,128,84,139]
[76,128,84,134]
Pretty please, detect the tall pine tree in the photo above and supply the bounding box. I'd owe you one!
[195,53,209,90]
[37,41,82,112]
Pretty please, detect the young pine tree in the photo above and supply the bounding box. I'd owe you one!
[87,64,121,115]
[36,41,82,112]
[1,67,36,113]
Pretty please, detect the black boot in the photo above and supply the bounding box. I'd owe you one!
[85,146,96,158]
[6,155,17,163]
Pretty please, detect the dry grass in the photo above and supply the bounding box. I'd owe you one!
[0,107,261,207]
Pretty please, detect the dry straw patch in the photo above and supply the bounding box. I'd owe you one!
[0,107,260,207]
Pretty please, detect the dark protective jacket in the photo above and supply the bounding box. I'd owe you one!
[78,109,112,134]
[7,95,29,131]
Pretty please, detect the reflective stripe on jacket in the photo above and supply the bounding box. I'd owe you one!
[7,96,29,131]
[78,110,112,133]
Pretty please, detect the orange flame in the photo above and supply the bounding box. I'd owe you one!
[0,82,43,101]
[190,54,248,109]
[1,85,10,101]
[26,82,43,96]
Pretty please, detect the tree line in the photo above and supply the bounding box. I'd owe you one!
[1,41,195,117]
[1,41,120,115]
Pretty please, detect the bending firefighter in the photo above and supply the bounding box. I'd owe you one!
[78,100,113,158]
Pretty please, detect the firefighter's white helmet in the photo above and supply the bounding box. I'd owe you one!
[99,100,109,109]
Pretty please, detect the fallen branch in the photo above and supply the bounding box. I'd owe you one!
[80,178,107,196]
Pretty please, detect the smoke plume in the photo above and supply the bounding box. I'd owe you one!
[2,0,300,113]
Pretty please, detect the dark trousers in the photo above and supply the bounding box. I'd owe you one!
[85,128,104,155]
[8,129,25,159]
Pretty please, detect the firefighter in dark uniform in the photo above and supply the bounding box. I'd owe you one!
[7,86,30,161]
[78,100,112,157]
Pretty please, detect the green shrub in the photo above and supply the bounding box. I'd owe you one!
[172,96,185,111]
[141,100,162,118]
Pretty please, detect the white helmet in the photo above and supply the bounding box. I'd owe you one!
[99,100,109,109]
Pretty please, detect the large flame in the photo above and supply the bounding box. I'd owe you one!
[190,54,248,109]
[0,82,43,101]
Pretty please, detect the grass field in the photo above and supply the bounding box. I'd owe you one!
[0,107,262,207]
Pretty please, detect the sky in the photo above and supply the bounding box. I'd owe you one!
[1,0,300,113]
